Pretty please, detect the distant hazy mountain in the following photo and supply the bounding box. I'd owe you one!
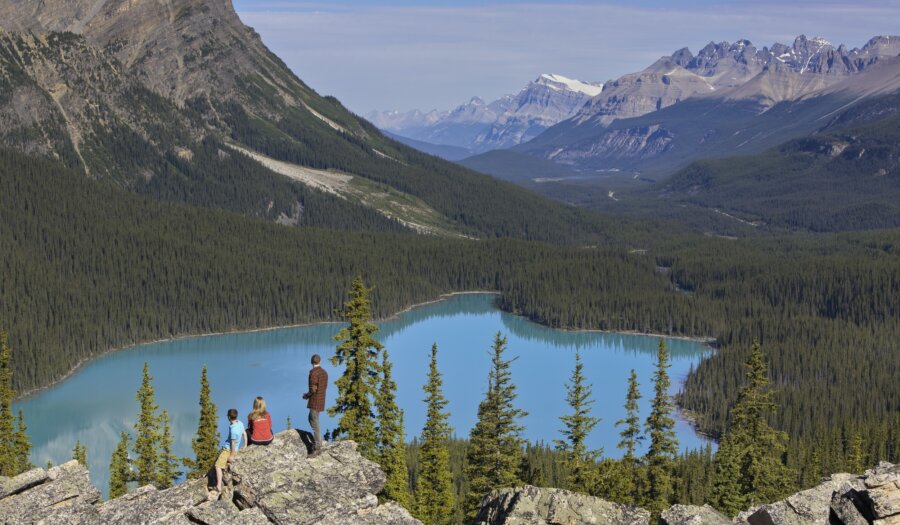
[517,35,900,176]
[367,73,602,154]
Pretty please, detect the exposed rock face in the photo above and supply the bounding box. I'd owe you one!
[474,463,900,525]
[737,473,858,525]
[0,431,422,525]
[473,485,650,525]
[661,504,730,525]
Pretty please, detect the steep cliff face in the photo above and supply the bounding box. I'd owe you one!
[0,431,422,524]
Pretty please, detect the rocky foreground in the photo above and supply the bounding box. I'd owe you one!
[476,462,900,525]
[0,430,896,525]
[0,430,421,524]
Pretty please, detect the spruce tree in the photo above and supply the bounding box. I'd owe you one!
[158,410,181,489]
[554,350,601,493]
[72,440,88,468]
[415,344,454,525]
[109,432,131,499]
[375,349,412,508]
[614,369,643,504]
[847,433,865,475]
[465,332,528,520]
[643,339,678,516]
[711,342,795,515]
[184,366,219,477]
[132,363,161,486]
[13,410,32,474]
[329,276,382,460]
[0,332,19,476]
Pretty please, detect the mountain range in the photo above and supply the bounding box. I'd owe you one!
[514,35,900,175]
[367,73,603,157]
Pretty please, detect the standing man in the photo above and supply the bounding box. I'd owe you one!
[302,354,328,456]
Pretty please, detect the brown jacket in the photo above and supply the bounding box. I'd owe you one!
[306,366,328,411]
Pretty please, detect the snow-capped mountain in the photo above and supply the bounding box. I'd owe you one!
[569,34,900,127]
[367,73,602,155]
[518,34,900,176]
[472,74,604,150]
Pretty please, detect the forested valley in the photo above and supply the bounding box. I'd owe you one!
[1,145,897,494]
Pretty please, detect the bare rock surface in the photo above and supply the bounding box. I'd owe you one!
[0,431,420,524]
[661,504,730,525]
[473,484,650,525]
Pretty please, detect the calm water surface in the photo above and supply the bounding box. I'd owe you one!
[15,294,712,495]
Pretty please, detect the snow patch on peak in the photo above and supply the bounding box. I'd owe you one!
[537,74,604,96]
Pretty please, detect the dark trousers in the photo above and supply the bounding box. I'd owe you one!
[308,408,322,451]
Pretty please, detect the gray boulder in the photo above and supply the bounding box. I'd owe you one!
[746,473,856,525]
[661,504,730,525]
[474,484,650,525]
[0,460,100,524]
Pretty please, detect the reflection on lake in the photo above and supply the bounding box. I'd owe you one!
[15,293,712,495]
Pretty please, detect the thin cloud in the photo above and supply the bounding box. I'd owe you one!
[236,1,900,113]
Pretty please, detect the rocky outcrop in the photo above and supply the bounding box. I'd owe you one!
[473,485,650,525]
[475,463,900,525]
[661,504,730,525]
[0,430,422,525]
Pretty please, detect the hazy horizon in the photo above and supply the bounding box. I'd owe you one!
[233,0,900,114]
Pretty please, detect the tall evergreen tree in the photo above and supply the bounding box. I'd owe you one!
[415,344,454,525]
[375,349,412,508]
[0,332,19,476]
[158,410,181,489]
[465,332,528,520]
[643,339,678,516]
[109,432,131,499]
[711,342,795,516]
[329,276,383,460]
[847,433,865,475]
[614,369,643,504]
[132,363,161,486]
[13,410,32,474]
[554,350,601,493]
[184,366,219,477]
[72,440,88,468]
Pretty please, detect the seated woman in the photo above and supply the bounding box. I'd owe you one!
[247,396,274,446]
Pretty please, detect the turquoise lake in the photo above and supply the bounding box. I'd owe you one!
[14,293,712,495]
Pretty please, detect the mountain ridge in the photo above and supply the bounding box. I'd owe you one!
[367,73,603,154]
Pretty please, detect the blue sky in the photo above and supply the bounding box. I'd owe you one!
[233,1,900,113]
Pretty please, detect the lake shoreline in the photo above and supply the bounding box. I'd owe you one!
[16,290,717,400]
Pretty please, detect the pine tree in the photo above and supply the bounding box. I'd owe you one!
[415,344,454,525]
[13,410,32,474]
[109,432,131,499]
[614,369,643,504]
[375,349,412,508]
[465,332,528,520]
[643,339,678,516]
[158,410,181,489]
[711,342,795,515]
[554,350,601,493]
[329,276,382,460]
[0,332,19,476]
[132,363,161,486]
[72,440,88,468]
[184,366,219,477]
[847,433,865,474]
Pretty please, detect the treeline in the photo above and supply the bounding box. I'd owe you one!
[0,148,672,391]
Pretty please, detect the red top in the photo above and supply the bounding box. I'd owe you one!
[248,412,273,442]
